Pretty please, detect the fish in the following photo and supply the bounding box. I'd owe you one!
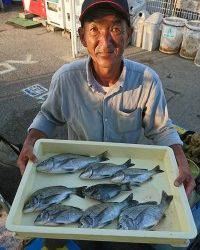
[36,151,108,173]
[111,165,164,185]
[34,204,83,226]
[111,168,149,184]
[118,191,173,230]
[23,185,86,213]
[79,159,134,180]
[80,193,135,228]
[83,183,132,202]
[118,201,158,229]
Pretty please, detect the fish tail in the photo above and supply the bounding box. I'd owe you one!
[152,165,164,174]
[97,151,109,161]
[123,159,135,168]
[75,186,87,198]
[161,191,173,206]
[122,193,133,204]
[121,183,132,191]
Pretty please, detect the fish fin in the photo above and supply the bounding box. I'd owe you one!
[144,224,155,230]
[101,175,111,178]
[130,199,139,206]
[139,201,158,205]
[146,176,153,182]
[43,194,68,206]
[122,193,133,203]
[120,183,132,191]
[99,221,112,228]
[124,159,135,168]
[79,168,93,179]
[62,168,75,173]
[151,165,164,174]
[136,168,148,171]
[98,151,109,161]
[75,186,87,198]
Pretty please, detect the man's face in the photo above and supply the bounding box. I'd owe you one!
[79,14,132,69]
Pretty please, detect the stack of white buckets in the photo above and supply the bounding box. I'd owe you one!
[133,13,200,67]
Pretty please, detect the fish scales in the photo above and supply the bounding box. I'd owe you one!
[83,183,132,201]
[118,191,173,230]
[23,185,86,213]
[111,165,164,185]
[80,159,134,180]
[80,194,134,228]
[36,151,108,173]
[34,204,83,226]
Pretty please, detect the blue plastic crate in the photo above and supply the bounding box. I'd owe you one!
[24,238,81,250]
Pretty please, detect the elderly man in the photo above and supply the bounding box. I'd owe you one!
[18,0,195,196]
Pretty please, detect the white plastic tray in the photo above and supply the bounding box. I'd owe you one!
[6,139,197,246]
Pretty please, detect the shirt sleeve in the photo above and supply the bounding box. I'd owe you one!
[28,74,66,138]
[142,76,183,146]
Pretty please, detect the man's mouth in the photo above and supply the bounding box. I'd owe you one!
[97,52,114,56]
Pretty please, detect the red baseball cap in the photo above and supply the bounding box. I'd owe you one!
[79,0,130,26]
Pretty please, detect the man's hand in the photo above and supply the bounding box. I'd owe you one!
[17,129,47,175]
[170,144,196,196]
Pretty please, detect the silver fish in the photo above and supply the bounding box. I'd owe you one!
[34,204,83,226]
[79,159,134,180]
[118,191,173,230]
[118,201,158,229]
[36,151,108,173]
[23,185,85,213]
[111,168,149,184]
[111,165,164,185]
[83,183,132,202]
[80,194,135,228]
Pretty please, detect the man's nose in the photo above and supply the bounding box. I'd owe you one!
[98,31,114,48]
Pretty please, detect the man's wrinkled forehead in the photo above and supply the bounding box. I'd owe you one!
[85,15,125,26]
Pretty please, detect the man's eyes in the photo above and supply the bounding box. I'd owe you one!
[90,27,98,33]
[111,27,122,34]
[88,26,123,35]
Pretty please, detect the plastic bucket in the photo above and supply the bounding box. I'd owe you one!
[132,11,149,47]
[180,20,200,60]
[142,13,163,51]
[159,17,187,54]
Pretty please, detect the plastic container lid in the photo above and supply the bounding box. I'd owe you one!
[163,17,187,27]
[145,12,163,24]
[186,20,200,32]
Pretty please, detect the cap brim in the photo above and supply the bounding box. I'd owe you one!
[79,1,130,24]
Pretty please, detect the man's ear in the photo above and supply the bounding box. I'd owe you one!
[78,27,87,47]
[125,26,133,47]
